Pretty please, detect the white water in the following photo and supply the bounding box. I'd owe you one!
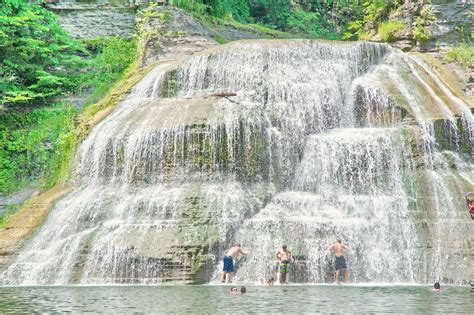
[1,40,472,285]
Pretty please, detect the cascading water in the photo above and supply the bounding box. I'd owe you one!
[1,40,472,285]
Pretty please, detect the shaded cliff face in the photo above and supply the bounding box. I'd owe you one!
[1,37,472,285]
[389,1,472,51]
[425,0,473,49]
[46,1,141,39]
[46,1,289,41]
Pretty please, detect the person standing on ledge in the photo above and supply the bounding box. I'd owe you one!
[327,239,350,284]
[220,243,248,283]
[276,245,293,284]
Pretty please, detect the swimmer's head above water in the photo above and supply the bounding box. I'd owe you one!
[230,286,246,294]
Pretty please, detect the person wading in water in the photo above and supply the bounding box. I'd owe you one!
[327,240,350,283]
[220,243,248,283]
[276,245,293,284]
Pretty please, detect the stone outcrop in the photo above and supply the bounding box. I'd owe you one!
[424,0,473,50]
[0,5,277,284]
[135,6,289,65]
[137,6,218,66]
[2,4,471,286]
[45,0,290,41]
[389,1,472,51]
[0,185,71,272]
[46,1,144,39]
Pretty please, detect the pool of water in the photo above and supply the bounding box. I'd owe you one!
[0,285,472,313]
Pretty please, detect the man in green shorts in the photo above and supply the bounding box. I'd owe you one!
[276,245,293,284]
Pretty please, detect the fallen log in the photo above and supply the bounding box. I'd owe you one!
[208,92,237,97]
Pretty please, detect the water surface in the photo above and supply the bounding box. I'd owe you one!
[0,285,471,313]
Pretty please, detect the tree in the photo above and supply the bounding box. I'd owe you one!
[0,0,85,108]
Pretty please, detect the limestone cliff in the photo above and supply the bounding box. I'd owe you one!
[0,4,472,286]
[389,0,472,51]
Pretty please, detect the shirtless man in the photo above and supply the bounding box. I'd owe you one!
[327,240,350,283]
[276,245,293,284]
[220,243,248,283]
[468,199,474,220]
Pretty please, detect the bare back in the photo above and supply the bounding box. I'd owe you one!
[226,246,244,259]
[330,243,346,257]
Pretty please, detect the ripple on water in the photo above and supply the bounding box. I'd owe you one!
[0,285,471,313]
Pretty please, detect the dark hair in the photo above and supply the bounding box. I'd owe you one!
[269,277,275,282]
[337,239,342,243]
[434,282,440,289]
[240,286,246,293]
[282,245,287,250]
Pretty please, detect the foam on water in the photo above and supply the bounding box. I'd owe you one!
[1,40,472,285]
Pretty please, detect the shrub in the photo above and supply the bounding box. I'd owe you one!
[80,37,138,105]
[413,26,431,43]
[0,3,139,195]
[412,5,435,43]
[377,20,405,42]
[0,104,75,193]
[287,8,339,39]
[444,45,474,67]
[0,0,86,108]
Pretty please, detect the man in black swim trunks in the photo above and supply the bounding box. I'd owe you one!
[327,239,350,283]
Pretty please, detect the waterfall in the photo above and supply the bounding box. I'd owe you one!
[1,40,472,285]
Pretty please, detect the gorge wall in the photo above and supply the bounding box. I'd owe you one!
[0,6,472,286]
[45,1,144,39]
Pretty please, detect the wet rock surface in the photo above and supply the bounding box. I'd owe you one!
[424,0,473,49]
[387,1,472,53]
[1,3,472,286]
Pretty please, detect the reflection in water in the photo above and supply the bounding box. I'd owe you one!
[0,286,471,313]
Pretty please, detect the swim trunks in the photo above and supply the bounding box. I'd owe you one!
[335,256,346,271]
[223,256,234,272]
[279,260,290,273]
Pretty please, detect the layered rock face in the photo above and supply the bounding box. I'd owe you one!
[0,7,472,285]
[426,0,473,48]
[45,0,148,39]
[1,37,472,285]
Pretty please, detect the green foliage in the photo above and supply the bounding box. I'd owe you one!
[0,204,20,228]
[0,0,86,107]
[343,0,403,41]
[248,0,292,30]
[0,104,76,193]
[213,34,226,44]
[0,35,138,194]
[286,8,338,40]
[363,0,400,24]
[444,45,474,67]
[208,0,250,22]
[377,20,405,42]
[412,26,430,43]
[0,2,137,109]
[80,37,138,105]
[169,0,208,16]
[343,19,370,40]
[454,23,473,43]
[412,6,435,43]
[0,3,139,195]
[170,0,370,40]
